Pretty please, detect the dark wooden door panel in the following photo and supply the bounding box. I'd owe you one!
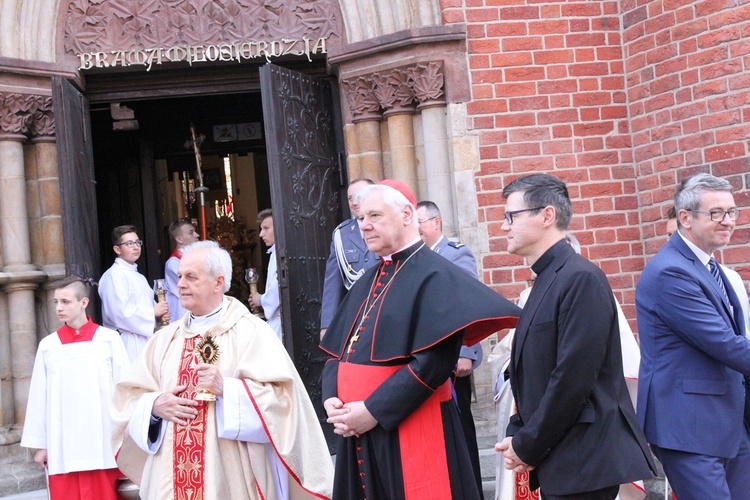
[260,63,344,447]
[52,76,102,319]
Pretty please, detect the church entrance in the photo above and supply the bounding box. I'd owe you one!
[52,61,345,443]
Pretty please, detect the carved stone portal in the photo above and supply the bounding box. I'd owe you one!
[63,0,342,56]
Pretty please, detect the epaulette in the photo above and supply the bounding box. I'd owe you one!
[334,218,357,231]
[448,241,465,249]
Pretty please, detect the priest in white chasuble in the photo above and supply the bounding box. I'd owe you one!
[112,240,333,500]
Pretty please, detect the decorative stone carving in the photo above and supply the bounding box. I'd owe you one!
[29,97,55,139]
[63,0,341,55]
[407,61,445,104]
[0,94,54,139]
[342,77,381,119]
[371,69,414,111]
[342,61,445,118]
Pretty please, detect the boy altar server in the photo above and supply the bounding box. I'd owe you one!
[21,276,130,500]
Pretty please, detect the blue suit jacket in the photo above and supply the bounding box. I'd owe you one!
[433,237,482,366]
[636,233,750,458]
[320,218,380,329]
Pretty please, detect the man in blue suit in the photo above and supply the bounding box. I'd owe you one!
[320,178,379,339]
[417,200,485,498]
[636,173,750,499]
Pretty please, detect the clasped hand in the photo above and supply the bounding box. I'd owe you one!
[495,437,535,473]
[324,397,378,437]
[152,364,223,426]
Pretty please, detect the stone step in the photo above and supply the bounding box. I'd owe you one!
[0,460,45,498]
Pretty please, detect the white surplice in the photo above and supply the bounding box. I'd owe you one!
[260,245,282,340]
[99,257,156,362]
[21,326,130,475]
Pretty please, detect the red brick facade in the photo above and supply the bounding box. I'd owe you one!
[442,0,750,329]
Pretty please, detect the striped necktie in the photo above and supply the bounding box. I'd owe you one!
[708,257,730,304]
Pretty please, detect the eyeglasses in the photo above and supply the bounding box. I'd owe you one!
[418,216,437,226]
[502,207,545,225]
[117,240,143,248]
[687,208,740,222]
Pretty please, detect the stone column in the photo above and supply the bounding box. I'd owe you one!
[342,123,361,179]
[373,69,417,188]
[409,63,455,234]
[379,120,391,180]
[356,119,384,181]
[383,109,417,188]
[0,93,43,427]
[33,100,64,339]
[0,265,10,427]
[343,77,384,181]
[5,281,38,424]
[24,144,44,268]
[0,138,33,273]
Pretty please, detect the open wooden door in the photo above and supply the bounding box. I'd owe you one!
[260,63,345,447]
[52,76,102,318]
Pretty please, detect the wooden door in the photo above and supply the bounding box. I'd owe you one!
[52,76,102,318]
[260,63,345,446]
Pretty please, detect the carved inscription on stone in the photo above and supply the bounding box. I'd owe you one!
[64,0,341,69]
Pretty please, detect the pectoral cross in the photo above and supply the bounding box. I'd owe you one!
[347,333,359,353]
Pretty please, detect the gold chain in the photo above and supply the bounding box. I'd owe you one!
[346,243,424,353]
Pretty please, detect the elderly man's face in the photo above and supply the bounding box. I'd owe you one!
[360,190,412,256]
[177,248,224,316]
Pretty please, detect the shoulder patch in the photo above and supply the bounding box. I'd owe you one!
[447,241,465,249]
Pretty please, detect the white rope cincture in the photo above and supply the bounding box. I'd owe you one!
[333,226,365,290]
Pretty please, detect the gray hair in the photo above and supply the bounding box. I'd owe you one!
[674,173,733,213]
[182,240,233,292]
[356,184,418,228]
[564,231,581,255]
[502,174,572,230]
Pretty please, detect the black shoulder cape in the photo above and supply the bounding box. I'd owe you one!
[320,242,521,361]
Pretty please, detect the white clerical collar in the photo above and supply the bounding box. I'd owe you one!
[677,230,713,268]
[430,235,446,251]
[114,257,138,271]
[188,297,229,334]
[381,237,423,261]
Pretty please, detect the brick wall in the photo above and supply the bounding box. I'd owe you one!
[441,0,750,329]
[622,0,750,274]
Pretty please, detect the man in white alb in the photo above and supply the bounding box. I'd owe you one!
[99,224,169,362]
[164,218,200,323]
[248,209,282,339]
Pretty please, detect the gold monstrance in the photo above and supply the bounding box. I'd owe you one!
[194,333,221,401]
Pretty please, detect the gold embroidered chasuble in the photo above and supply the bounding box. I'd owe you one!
[112,297,333,499]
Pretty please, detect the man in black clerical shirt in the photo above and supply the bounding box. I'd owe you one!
[496,174,654,500]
